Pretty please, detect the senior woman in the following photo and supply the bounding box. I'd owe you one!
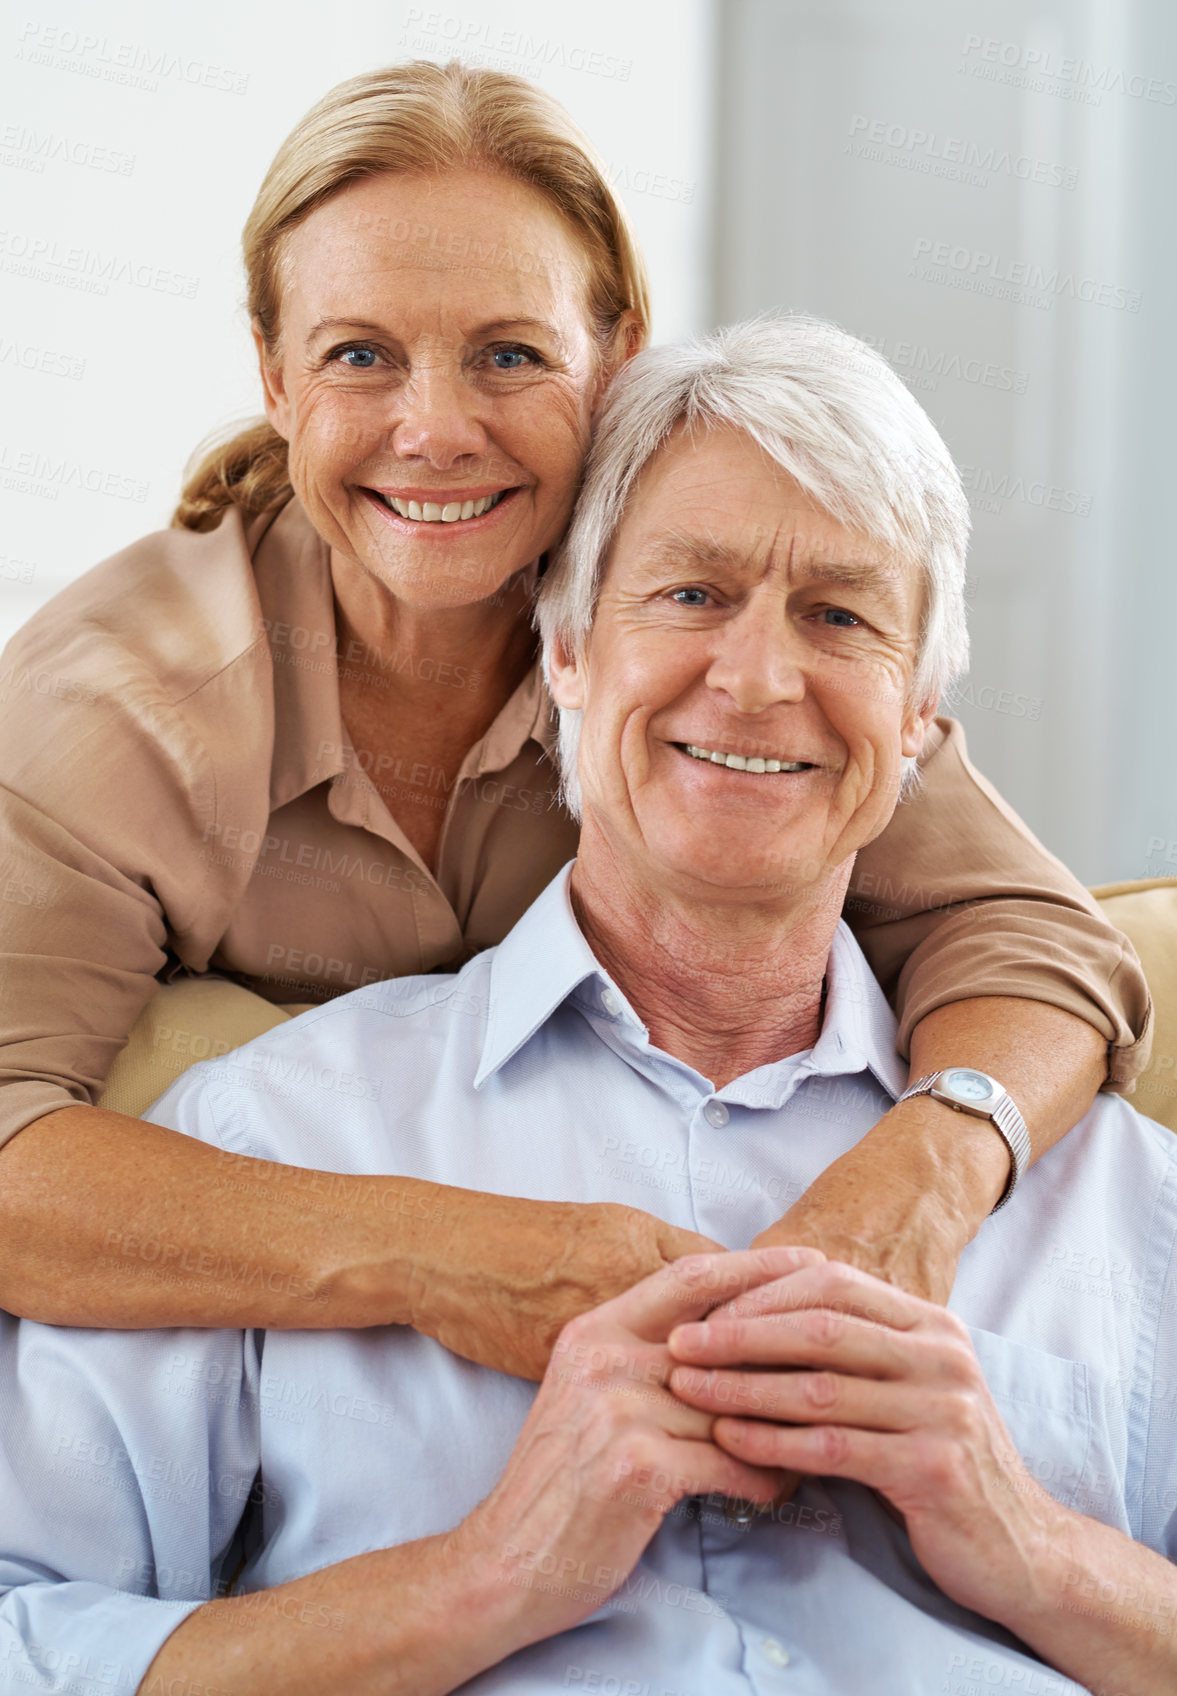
[0,62,1149,1374]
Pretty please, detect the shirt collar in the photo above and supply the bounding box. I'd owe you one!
[248,498,559,811]
[475,862,908,1101]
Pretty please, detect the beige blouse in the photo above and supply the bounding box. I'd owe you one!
[0,498,1151,1149]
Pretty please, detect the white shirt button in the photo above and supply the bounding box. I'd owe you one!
[762,1638,791,1668]
[599,986,622,1017]
[723,1496,755,1524]
[703,1099,729,1128]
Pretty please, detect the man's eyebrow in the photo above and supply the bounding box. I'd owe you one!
[638,532,899,593]
[801,559,901,594]
[637,532,744,571]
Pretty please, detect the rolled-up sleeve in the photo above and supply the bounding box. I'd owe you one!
[0,781,171,1143]
[0,658,221,1148]
[0,534,268,1150]
[847,717,1152,1092]
[0,1312,260,1693]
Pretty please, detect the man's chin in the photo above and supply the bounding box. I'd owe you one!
[642,837,834,904]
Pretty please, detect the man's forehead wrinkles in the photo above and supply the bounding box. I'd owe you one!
[637,524,895,589]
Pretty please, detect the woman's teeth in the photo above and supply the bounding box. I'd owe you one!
[683,743,808,774]
[379,491,506,523]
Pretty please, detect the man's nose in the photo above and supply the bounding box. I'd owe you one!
[389,365,489,468]
[704,604,807,713]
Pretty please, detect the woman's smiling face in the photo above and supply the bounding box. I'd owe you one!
[257,168,610,609]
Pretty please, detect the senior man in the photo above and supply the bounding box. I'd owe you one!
[2,319,1175,1696]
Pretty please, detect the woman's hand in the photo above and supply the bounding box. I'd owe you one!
[748,1094,995,1306]
[666,1258,1066,1625]
[406,1194,726,1380]
[450,1247,813,1650]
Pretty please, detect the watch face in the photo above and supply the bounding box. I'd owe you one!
[943,1068,995,1103]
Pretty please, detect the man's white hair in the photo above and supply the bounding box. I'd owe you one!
[536,314,971,817]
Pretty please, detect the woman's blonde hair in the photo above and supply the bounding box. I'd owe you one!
[173,61,651,532]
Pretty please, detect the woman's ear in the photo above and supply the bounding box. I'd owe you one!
[591,310,645,411]
[546,629,588,710]
[616,308,645,365]
[900,694,939,760]
[252,320,291,440]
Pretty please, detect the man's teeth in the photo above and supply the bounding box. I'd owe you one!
[380,491,506,522]
[683,743,807,774]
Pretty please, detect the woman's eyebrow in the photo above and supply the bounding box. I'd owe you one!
[304,315,564,348]
[473,317,562,338]
[306,317,389,346]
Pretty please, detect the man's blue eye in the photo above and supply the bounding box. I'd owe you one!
[340,347,377,368]
[823,607,859,627]
[490,347,533,369]
[672,588,709,606]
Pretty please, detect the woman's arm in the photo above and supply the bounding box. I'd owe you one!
[0,1103,715,1376]
[754,996,1106,1301]
[753,717,1149,1298]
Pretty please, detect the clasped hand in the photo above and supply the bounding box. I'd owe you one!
[456,1245,1052,1648]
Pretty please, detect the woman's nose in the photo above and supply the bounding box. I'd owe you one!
[389,366,489,467]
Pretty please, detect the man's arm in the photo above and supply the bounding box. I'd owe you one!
[145,1248,810,1695]
[138,1537,512,1696]
[667,1257,1177,1696]
[0,1250,806,1696]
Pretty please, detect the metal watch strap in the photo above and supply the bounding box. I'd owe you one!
[900,1072,1031,1213]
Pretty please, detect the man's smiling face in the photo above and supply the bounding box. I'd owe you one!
[547,423,937,906]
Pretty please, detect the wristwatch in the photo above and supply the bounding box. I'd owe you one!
[898,1069,1031,1212]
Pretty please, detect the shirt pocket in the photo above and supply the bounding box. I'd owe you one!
[966,1325,1096,1515]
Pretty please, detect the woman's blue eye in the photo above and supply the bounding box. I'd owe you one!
[490,347,535,369]
[823,607,859,627]
[339,347,378,368]
[672,588,710,606]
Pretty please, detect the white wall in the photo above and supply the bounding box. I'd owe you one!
[713,0,1177,884]
[0,0,715,639]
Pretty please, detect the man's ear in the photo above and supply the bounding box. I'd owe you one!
[546,629,588,710]
[900,694,939,760]
[252,319,291,441]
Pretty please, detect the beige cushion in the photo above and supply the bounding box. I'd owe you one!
[1090,878,1177,1133]
[97,977,312,1120]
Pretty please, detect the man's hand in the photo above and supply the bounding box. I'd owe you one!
[750,1096,983,1306]
[450,1247,822,1650]
[407,1194,727,1381]
[666,1257,1062,1626]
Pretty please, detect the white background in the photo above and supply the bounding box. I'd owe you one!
[1,0,1174,883]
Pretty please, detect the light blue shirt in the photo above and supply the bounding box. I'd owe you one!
[2,864,1176,1696]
